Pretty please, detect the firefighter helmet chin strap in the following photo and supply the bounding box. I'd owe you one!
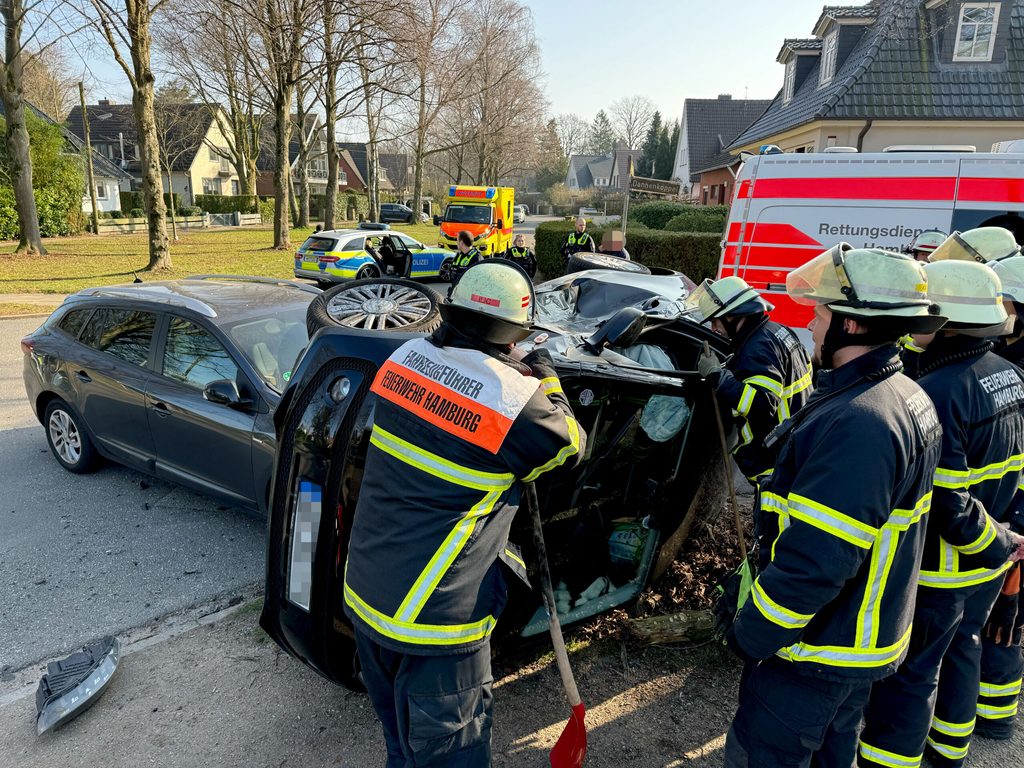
[820,310,906,370]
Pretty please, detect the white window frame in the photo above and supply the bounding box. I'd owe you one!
[953,2,1000,62]
[819,30,839,85]
[201,177,222,195]
[339,170,347,185]
[95,183,108,200]
[783,59,796,104]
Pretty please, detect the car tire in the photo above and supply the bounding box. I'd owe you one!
[566,252,652,275]
[356,264,381,280]
[316,279,335,290]
[646,266,684,276]
[44,399,100,474]
[438,258,454,283]
[306,277,443,335]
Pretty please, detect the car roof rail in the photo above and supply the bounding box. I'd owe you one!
[184,274,322,295]
[77,286,219,317]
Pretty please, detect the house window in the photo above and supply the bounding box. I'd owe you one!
[783,59,796,104]
[339,170,348,185]
[231,180,240,195]
[208,145,220,162]
[820,30,838,85]
[202,177,222,195]
[954,2,1000,61]
[96,183,108,200]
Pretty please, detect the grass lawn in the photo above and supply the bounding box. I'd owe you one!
[0,222,443,295]
[0,301,60,316]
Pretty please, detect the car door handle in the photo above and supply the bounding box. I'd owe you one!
[151,401,171,417]
[75,370,92,383]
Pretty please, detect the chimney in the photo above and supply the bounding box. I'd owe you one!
[717,94,732,100]
[98,99,111,107]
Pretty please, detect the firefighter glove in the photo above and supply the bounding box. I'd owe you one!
[697,348,723,385]
[522,347,558,381]
[984,563,1022,647]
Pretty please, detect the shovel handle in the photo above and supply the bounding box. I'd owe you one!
[525,481,582,708]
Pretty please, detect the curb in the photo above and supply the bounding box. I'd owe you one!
[1,312,53,320]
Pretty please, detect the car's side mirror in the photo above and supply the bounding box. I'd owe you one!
[204,379,250,409]
[584,307,647,353]
[433,215,441,226]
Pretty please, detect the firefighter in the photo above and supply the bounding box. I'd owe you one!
[450,229,482,285]
[990,256,1024,365]
[692,276,812,488]
[928,225,1021,264]
[342,259,584,768]
[560,217,597,270]
[723,246,947,768]
[504,233,537,278]
[904,229,947,262]
[859,259,1024,768]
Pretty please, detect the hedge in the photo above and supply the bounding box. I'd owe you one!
[119,191,181,212]
[534,220,721,282]
[0,186,83,239]
[665,208,727,234]
[195,194,257,214]
[632,201,730,230]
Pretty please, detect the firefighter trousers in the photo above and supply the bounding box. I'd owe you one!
[354,629,493,768]
[858,578,1002,768]
[976,637,1023,739]
[723,656,872,768]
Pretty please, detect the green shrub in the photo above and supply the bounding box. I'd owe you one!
[129,208,146,218]
[257,197,275,222]
[631,201,691,230]
[108,210,123,219]
[119,191,144,212]
[0,188,19,239]
[179,206,202,217]
[195,194,257,214]
[534,220,721,282]
[37,186,82,236]
[163,192,180,211]
[664,208,728,234]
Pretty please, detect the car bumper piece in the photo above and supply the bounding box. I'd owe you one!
[35,636,119,735]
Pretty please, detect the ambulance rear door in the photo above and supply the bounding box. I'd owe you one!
[952,154,1024,243]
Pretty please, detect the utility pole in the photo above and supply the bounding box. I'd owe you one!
[79,82,100,235]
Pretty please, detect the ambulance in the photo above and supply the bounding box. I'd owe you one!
[719,149,1024,335]
[437,185,515,256]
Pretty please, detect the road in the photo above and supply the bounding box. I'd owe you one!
[0,316,264,674]
[513,214,558,243]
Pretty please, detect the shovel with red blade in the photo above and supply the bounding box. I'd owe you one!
[525,481,587,768]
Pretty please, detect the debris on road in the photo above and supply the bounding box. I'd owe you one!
[35,636,119,735]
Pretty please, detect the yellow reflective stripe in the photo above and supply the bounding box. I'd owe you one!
[955,512,998,555]
[930,716,975,738]
[734,420,754,450]
[539,377,563,397]
[743,375,784,397]
[978,701,1019,718]
[783,369,812,398]
[979,679,1022,697]
[343,580,496,646]
[887,493,932,530]
[933,453,1024,489]
[919,560,1012,588]
[751,581,815,630]
[394,489,504,622]
[777,624,912,668]
[503,547,526,571]
[370,426,514,491]
[787,493,879,549]
[857,527,896,648]
[523,417,581,482]
[761,492,790,561]
[736,384,757,417]
[858,742,922,768]
[924,737,968,761]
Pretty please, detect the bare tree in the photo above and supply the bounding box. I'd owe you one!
[610,94,655,150]
[22,45,78,120]
[554,112,590,158]
[154,101,208,241]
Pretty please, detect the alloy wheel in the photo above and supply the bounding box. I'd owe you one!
[49,409,82,465]
[325,282,435,330]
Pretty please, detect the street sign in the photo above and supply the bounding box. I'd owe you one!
[628,175,681,197]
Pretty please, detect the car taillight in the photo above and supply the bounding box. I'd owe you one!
[20,337,35,355]
[320,255,340,263]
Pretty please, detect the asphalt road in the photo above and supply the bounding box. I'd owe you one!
[0,316,265,673]
[513,214,557,241]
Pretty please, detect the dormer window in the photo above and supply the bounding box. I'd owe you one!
[820,30,839,85]
[954,2,1000,61]
[783,59,796,103]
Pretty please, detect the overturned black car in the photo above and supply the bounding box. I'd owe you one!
[260,266,730,688]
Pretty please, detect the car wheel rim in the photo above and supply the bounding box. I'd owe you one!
[326,283,434,329]
[49,409,81,464]
[439,261,452,281]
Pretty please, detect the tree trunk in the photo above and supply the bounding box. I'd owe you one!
[295,81,309,228]
[410,79,427,225]
[628,610,715,646]
[79,82,100,235]
[165,167,178,241]
[273,84,292,249]
[0,0,45,255]
[322,5,337,231]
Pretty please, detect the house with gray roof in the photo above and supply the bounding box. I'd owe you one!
[727,0,1024,156]
[565,147,640,191]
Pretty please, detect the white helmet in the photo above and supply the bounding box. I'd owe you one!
[441,259,534,344]
[929,227,1021,264]
[990,255,1024,304]
[907,230,947,255]
[787,244,945,332]
[686,276,772,322]
[922,260,1009,335]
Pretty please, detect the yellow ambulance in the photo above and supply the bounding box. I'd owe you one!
[437,185,515,256]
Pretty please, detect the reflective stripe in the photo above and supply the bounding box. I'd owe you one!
[933,453,1024,489]
[736,384,757,417]
[744,375,784,398]
[761,492,790,561]
[751,581,814,630]
[924,737,968,761]
[979,679,1022,696]
[344,580,496,646]
[782,369,812,398]
[777,624,912,668]
[735,420,754,449]
[858,742,922,768]
[930,716,975,738]
[887,493,931,530]
[370,426,515,491]
[919,560,1012,588]
[539,377,563,397]
[857,526,896,648]
[786,493,879,549]
[955,513,997,555]
[503,547,526,571]
[977,701,1019,718]
[523,417,581,482]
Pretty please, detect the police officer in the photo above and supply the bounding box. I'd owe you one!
[859,259,1024,768]
[692,276,812,488]
[504,233,537,278]
[343,259,584,768]
[560,217,597,270]
[723,246,947,768]
[904,229,947,262]
[450,229,482,284]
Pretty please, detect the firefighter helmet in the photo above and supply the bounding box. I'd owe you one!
[686,276,772,322]
[990,255,1024,304]
[922,260,1008,333]
[787,244,945,332]
[929,227,1021,264]
[441,259,535,344]
[906,229,947,256]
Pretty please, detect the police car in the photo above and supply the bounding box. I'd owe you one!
[293,226,455,286]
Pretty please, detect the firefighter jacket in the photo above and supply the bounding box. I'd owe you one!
[914,336,1023,590]
[713,316,812,481]
[343,334,584,655]
[560,231,597,259]
[450,246,482,284]
[732,345,942,680]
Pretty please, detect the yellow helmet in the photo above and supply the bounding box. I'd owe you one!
[685,276,772,322]
[922,261,1008,334]
[929,227,1021,264]
[442,259,534,343]
[990,255,1024,304]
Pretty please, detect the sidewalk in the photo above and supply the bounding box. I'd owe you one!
[0,294,69,305]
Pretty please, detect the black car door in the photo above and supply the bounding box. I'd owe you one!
[146,315,259,507]
[72,306,159,468]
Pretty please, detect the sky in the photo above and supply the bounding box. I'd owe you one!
[79,0,831,130]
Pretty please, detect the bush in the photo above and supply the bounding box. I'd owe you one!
[257,197,275,222]
[630,201,691,230]
[37,186,82,236]
[119,191,143,212]
[195,194,257,214]
[178,206,202,217]
[129,208,146,218]
[108,210,123,219]
[534,220,721,282]
[664,208,728,234]
[163,192,180,211]
[0,188,19,240]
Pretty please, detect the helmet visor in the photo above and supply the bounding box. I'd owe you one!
[788,245,932,312]
[929,232,984,263]
[684,279,725,322]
